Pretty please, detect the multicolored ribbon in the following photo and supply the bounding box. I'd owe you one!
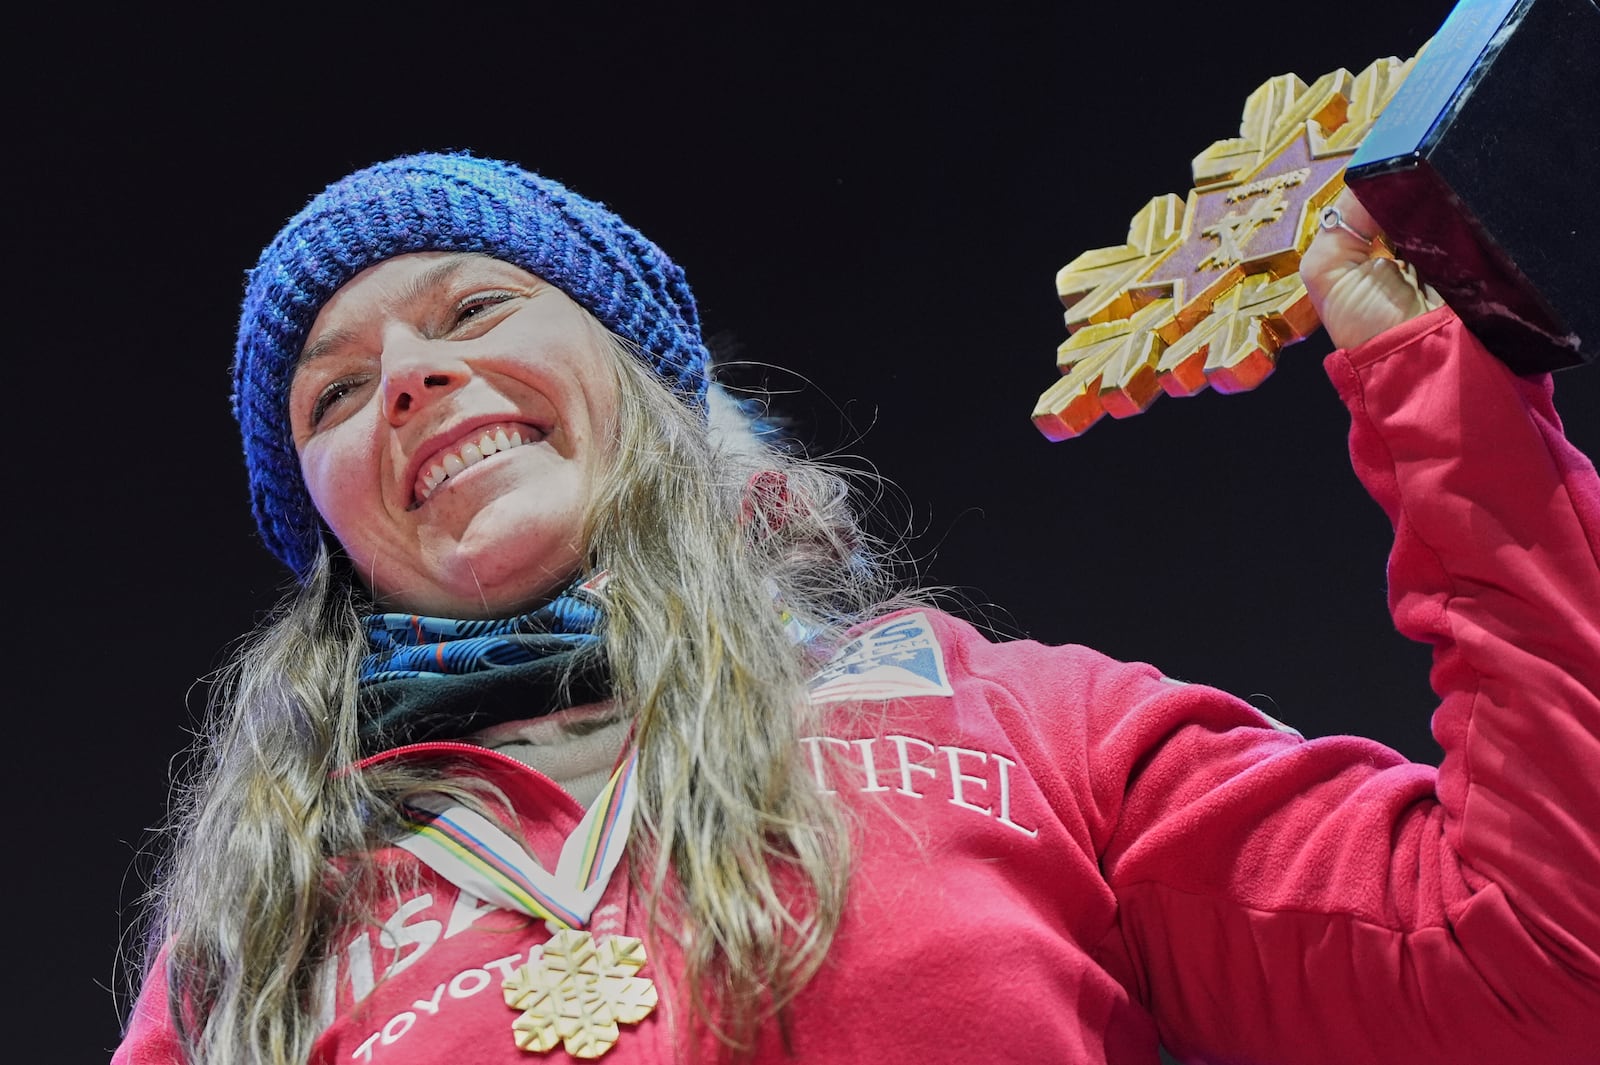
[379,565,814,925]
[396,749,639,929]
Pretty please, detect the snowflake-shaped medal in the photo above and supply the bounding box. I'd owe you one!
[503,929,658,1058]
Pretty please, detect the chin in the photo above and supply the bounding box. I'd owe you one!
[412,540,585,618]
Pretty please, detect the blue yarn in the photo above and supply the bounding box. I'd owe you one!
[232,152,712,576]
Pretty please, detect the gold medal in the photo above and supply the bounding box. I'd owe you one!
[503,929,658,1059]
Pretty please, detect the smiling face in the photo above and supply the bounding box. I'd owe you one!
[288,252,621,618]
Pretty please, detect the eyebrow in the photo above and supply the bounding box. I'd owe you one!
[295,253,493,369]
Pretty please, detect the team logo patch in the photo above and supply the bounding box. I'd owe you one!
[809,612,954,704]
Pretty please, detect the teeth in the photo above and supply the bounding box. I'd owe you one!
[415,425,537,503]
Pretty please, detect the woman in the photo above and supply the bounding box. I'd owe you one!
[117,153,1599,1064]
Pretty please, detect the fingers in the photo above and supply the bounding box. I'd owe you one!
[1301,204,1366,303]
[1307,189,1382,273]
[1301,188,1443,349]
[1330,188,1379,242]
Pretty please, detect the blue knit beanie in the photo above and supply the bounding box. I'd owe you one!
[233,152,712,577]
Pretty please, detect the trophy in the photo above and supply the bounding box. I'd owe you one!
[1033,0,1597,441]
[1345,0,1596,374]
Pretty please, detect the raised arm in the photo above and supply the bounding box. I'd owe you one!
[1090,196,1600,1062]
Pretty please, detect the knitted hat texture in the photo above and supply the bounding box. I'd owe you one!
[233,152,711,576]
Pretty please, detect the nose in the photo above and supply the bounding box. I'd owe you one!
[380,330,469,425]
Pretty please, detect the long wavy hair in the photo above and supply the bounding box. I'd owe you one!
[138,326,913,1064]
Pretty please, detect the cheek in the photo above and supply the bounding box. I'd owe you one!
[580,371,624,459]
[298,440,378,546]
[299,446,339,513]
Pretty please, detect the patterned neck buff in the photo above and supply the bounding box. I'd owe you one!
[355,574,612,754]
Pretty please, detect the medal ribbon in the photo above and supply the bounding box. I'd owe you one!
[397,749,639,929]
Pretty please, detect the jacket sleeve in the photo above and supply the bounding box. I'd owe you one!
[1091,307,1600,1063]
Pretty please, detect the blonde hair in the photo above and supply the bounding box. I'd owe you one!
[138,332,912,1063]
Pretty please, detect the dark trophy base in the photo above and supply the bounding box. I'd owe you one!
[1345,0,1598,374]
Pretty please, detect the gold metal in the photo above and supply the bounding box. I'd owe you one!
[504,930,658,1059]
[1035,48,1422,440]
[1155,272,1318,396]
[1057,194,1186,331]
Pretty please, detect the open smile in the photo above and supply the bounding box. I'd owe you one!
[412,422,545,507]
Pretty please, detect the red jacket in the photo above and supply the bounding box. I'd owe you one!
[117,308,1600,1063]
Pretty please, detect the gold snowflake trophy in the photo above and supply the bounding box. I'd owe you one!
[1032,53,1418,441]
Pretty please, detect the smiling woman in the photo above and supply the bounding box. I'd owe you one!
[116,153,1600,1065]
[289,254,622,617]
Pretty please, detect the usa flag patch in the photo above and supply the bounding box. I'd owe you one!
[809,612,954,704]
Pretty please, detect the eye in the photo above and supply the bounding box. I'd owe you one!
[451,290,516,328]
[309,373,369,427]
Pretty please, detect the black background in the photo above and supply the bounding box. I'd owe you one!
[14,3,1595,1061]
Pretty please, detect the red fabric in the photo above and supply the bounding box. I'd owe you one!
[116,310,1600,1063]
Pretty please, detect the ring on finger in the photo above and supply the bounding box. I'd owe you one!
[1319,205,1377,245]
